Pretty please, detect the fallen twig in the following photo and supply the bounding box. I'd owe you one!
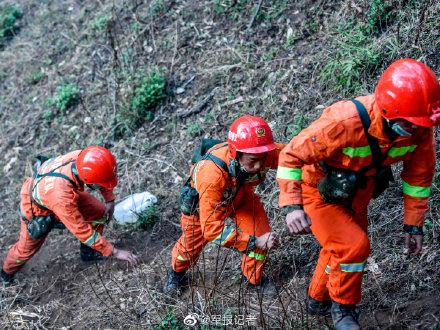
[177,89,217,118]
[247,0,264,31]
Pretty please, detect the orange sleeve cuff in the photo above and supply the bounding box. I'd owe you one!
[98,239,114,257]
[403,196,428,227]
[277,179,303,207]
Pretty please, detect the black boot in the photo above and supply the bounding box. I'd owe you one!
[80,244,107,262]
[1,269,14,285]
[163,269,186,296]
[331,301,360,330]
[249,276,277,296]
[307,296,332,316]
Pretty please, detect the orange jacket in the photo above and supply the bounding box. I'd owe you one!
[21,151,115,256]
[192,142,284,252]
[277,95,435,227]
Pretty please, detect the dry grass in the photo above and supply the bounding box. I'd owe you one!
[1,0,439,328]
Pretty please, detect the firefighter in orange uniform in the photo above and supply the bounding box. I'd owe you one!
[276,59,440,329]
[1,146,139,284]
[164,116,283,295]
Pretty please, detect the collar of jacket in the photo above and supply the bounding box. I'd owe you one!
[367,101,412,144]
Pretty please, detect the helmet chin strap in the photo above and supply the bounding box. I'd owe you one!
[387,120,412,137]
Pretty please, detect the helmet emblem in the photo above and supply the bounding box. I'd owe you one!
[255,127,266,137]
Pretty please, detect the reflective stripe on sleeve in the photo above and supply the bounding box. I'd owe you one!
[387,145,417,157]
[325,265,331,274]
[82,231,100,246]
[177,255,185,261]
[402,180,431,198]
[276,166,302,180]
[342,146,371,158]
[248,251,266,261]
[340,260,367,272]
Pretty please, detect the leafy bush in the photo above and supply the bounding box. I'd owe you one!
[286,112,308,139]
[320,20,396,94]
[363,0,394,35]
[26,70,45,85]
[112,72,166,138]
[319,0,398,95]
[90,14,111,31]
[155,311,181,330]
[49,84,80,112]
[0,5,23,47]
[187,123,202,137]
[131,72,166,117]
[136,205,159,230]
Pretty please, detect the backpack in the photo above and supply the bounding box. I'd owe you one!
[180,139,233,215]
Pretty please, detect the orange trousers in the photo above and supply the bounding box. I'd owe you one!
[3,191,106,275]
[171,193,271,285]
[305,180,374,305]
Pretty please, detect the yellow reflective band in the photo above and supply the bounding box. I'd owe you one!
[248,251,266,261]
[16,259,26,265]
[340,260,367,272]
[387,145,417,157]
[213,226,235,246]
[276,167,302,180]
[83,231,99,246]
[402,180,431,198]
[177,255,185,261]
[342,146,371,158]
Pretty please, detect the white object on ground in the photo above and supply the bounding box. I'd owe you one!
[113,191,158,224]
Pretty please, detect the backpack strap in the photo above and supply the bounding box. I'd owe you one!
[202,153,229,173]
[30,159,78,212]
[34,160,78,189]
[351,99,383,169]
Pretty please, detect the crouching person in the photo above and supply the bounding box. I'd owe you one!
[1,146,139,285]
[164,115,283,296]
[276,59,440,329]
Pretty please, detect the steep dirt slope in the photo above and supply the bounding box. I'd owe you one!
[0,0,439,328]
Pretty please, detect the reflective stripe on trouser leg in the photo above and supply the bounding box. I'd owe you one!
[303,183,372,305]
[308,249,331,301]
[234,193,271,285]
[171,213,208,272]
[241,249,267,285]
[3,218,47,274]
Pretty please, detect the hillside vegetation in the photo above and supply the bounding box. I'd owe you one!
[0,0,439,328]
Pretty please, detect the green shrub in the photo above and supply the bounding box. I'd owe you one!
[155,311,181,330]
[49,84,80,112]
[131,72,166,117]
[0,5,23,47]
[90,14,111,31]
[363,0,394,35]
[26,70,45,85]
[319,0,397,95]
[42,110,54,121]
[320,22,394,94]
[136,205,159,230]
[149,0,166,17]
[286,112,307,139]
[187,123,202,137]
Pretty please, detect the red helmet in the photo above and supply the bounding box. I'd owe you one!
[374,58,440,127]
[227,115,277,158]
[76,146,118,189]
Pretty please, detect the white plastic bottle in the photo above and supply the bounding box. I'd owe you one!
[113,191,158,224]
